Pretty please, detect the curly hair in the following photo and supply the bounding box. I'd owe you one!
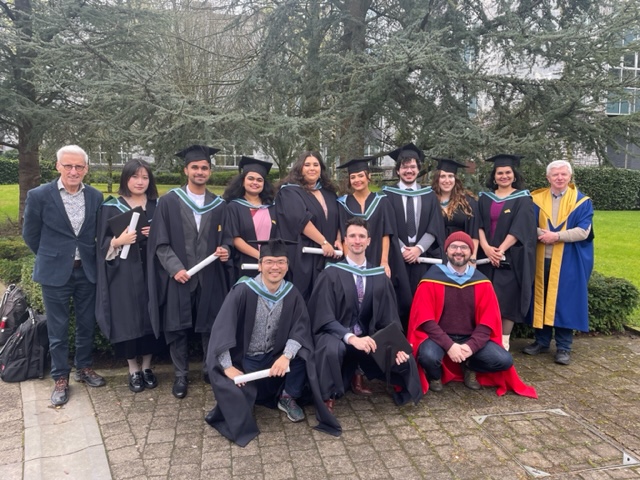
[484,165,526,191]
[431,170,475,220]
[118,159,158,200]
[278,151,337,194]
[222,170,275,203]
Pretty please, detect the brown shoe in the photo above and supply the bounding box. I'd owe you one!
[462,365,481,390]
[74,367,106,387]
[324,398,335,415]
[350,373,372,396]
[51,376,69,406]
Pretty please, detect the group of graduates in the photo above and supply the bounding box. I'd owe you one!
[94,143,593,447]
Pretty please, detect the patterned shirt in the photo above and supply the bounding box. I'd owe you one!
[57,178,85,260]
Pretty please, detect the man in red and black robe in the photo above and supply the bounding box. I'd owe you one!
[408,231,537,398]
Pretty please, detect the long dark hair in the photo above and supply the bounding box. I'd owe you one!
[118,159,158,200]
[279,151,337,194]
[431,170,475,220]
[222,171,275,203]
[484,165,526,191]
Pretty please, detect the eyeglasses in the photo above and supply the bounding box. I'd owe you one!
[261,259,287,267]
[60,164,86,172]
[448,244,470,252]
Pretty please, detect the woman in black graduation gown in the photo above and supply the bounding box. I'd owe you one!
[96,159,164,392]
[477,154,536,351]
[336,157,393,276]
[430,158,480,258]
[223,156,277,281]
[275,151,340,302]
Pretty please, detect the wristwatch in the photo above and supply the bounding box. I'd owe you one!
[322,240,329,245]
[469,258,477,264]
[284,351,293,360]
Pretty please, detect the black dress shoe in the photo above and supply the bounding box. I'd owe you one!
[554,350,571,365]
[522,342,550,356]
[74,367,106,387]
[51,376,69,406]
[172,376,188,399]
[142,369,158,389]
[129,371,145,393]
[428,378,443,392]
[462,365,481,390]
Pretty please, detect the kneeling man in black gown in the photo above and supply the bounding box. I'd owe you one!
[205,239,340,447]
[309,217,423,414]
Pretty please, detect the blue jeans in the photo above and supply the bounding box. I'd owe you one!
[534,326,573,351]
[243,352,306,398]
[417,335,513,381]
[41,266,97,380]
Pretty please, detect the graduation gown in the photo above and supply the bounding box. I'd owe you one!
[439,195,480,241]
[95,197,156,344]
[530,185,594,331]
[382,185,445,321]
[275,184,340,301]
[337,192,394,266]
[408,266,537,398]
[477,190,537,322]
[147,187,230,337]
[205,281,341,447]
[225,199,277,281]
[309,261,423,406]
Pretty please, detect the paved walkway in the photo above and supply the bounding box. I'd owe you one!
[2,335,640,479]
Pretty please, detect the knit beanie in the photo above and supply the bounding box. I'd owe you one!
[444,231,474,252]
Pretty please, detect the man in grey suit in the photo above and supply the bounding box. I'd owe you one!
[23,145,106,406]
[148,145,230,399]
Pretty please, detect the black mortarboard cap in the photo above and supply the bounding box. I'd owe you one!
[432,157,468,174]
[389,143,425,163]
[175,145,220,165]
[370,322,412,374]
[336,157,374,174]
[256,238,297,258]
[239,156,272,177]
[485,154,523,168]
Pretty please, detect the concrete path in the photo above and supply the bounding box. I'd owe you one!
[2,335,640,479]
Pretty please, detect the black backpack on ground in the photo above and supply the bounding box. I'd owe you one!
[0,284,29,347]
[0,308,49,382]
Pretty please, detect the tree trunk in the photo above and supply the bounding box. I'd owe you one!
[18,130,41,225]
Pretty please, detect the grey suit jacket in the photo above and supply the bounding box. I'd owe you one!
[23,179,103,286]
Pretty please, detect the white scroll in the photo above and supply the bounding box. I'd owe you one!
[120,212,140,260]
[234,367,290,385]
[186,254,219,277]
[241,263,260,271]
[302,246,344,257]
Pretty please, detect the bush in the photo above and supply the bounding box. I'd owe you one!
[574,167,640,210]
[588,271,640,334]
[0,236,33,260]
[0,158,19,184]
[0,258,24,284]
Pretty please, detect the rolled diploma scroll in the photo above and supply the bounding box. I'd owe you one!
[416,257,498,265]
[186,254,219,277]
[234,367,290,385]
[302,246,344,257]
[120,212,140,260]
[241,263,260,271]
